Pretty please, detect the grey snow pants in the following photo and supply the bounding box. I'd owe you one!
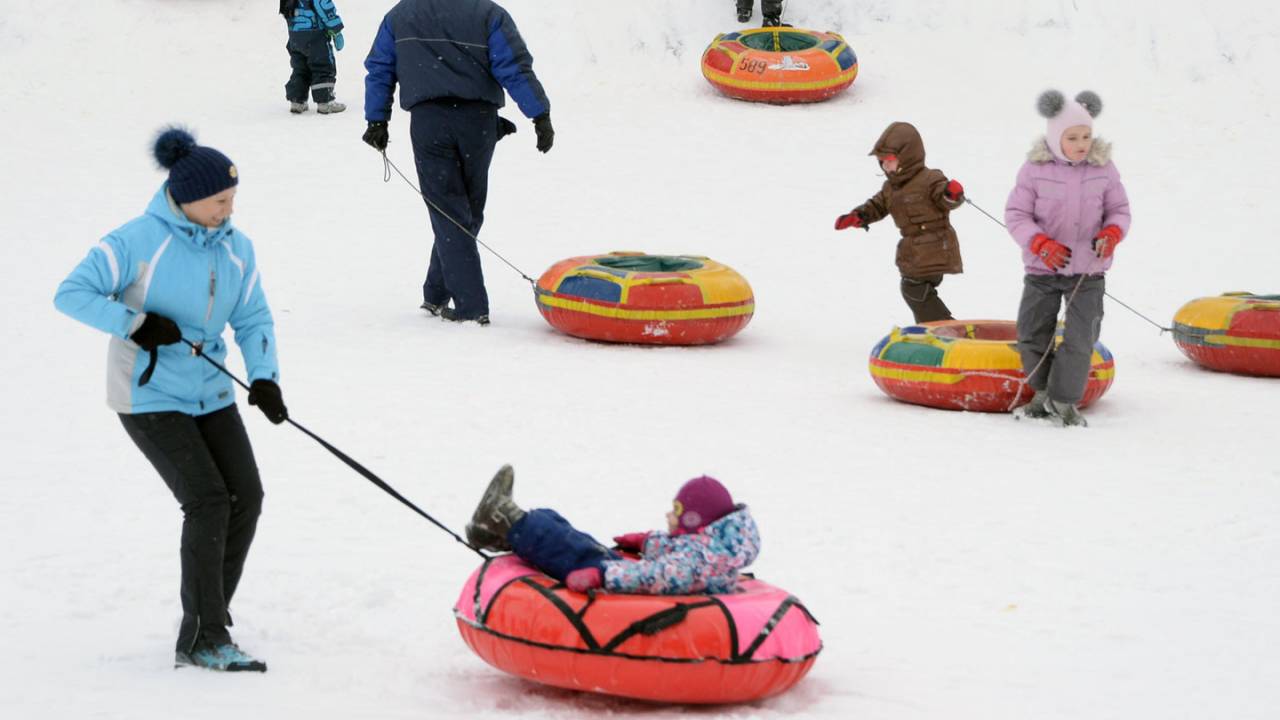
[119,404,263,653]
[1016,273,1106,405]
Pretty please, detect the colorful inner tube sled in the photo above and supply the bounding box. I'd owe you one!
[454,555,822,705]
[868,320,1116,412]
[535,252,754,345]
[701,27,857,104]
[1172,292,1280,377]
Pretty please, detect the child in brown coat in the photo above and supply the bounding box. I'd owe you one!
[835,122,966,323]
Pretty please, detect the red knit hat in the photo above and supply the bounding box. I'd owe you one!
[672,476,736,534]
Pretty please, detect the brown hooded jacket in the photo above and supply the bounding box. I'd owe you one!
[852,122,964,277]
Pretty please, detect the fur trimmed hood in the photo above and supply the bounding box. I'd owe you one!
[1028,136,1112,166]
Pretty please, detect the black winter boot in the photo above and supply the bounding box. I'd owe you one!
[466,465,525,551]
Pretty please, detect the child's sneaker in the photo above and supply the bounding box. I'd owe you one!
[466,465,524,551]
[176,642,267,672]
[289,101,309,114]
[316,101,346,114]
[1047,399,1089,428]
[1013,389,1053,420]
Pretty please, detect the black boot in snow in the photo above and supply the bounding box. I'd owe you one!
[466,465,525,552]
[737,8,752,23]
[762,15,782,27]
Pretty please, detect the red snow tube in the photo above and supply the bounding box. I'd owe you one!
[1172,293,1280,377]
[454,555,822,704]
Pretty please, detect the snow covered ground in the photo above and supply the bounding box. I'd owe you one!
[3,0,1279,717]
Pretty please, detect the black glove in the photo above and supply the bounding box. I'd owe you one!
[363,121,389,151]
[248,379,288,425]
[533,113,554,154]
[497,116,517,141]
[130,313,182,351]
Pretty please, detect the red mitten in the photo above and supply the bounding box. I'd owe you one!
[944,179,964,201]
[566,567,603,592]
[1093,225,1123,258]
[834,211,863,231]
[1030,233,1072,271]
[612,532,650,551]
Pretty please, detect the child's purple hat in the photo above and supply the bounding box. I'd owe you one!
[1038,89,1103,163]
[672,476,736,534]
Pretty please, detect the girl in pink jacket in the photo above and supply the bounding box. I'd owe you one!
[1004,89,1132,426]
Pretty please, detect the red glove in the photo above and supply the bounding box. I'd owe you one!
[566,567,603,592]
[944,179,964,201]
[1093,225,1123,258]
[1030,233,1072,271]
[834,211,863,231]
[612,532,650,551]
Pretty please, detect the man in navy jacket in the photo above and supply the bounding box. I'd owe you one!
[362,0,553,324]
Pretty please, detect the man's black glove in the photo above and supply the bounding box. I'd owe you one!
[130,313,182,351]
[363,121,389,151]
[497,116,517,141]
[248,379,289,425]
[533,113,554,154]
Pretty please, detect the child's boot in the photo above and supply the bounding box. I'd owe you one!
[762,14,781,27]
[290,101,309,114]
[1047,399,1089,428]
[736,2,752,23]
[317,100,347,114]
[1013,389,1052,420]
[466,464,525,551]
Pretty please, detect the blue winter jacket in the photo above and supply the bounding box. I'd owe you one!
[288,0,344,33]
[54,185,280,416]
[363,0,550,122]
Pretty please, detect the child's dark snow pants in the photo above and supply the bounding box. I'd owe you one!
[119,405,263,653]
[900,274,954,323]
[508,509,620,582]
[409,99,499,319]
[737,0,783,19]
[1016,273,1106,405]
[285,30,337,103]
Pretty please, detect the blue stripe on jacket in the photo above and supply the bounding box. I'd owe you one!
[487,15,547,119]
[363,16,398,122]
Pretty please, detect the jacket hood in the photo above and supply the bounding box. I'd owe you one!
[1027,136,1112,167]
[869,122,927,186]
[144,183,234,248]
[701,504,760,567]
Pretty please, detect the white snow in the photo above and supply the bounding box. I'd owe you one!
[3,0,1279,718]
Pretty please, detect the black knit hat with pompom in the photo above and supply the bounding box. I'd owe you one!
[152,126,238,204]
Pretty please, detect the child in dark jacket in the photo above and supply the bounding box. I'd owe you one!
[835,122,966,323]
[280,0,346,114]
[466,468,760,595]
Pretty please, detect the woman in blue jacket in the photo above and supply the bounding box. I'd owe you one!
[54,128,287,672]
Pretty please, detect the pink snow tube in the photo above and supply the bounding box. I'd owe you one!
[453,555,822,704]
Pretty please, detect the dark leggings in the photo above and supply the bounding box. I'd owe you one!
[120,404,263,652]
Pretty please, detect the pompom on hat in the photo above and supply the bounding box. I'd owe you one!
[671,476,737,535]
[153,126,239,204]
[1038,89,1102,163]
